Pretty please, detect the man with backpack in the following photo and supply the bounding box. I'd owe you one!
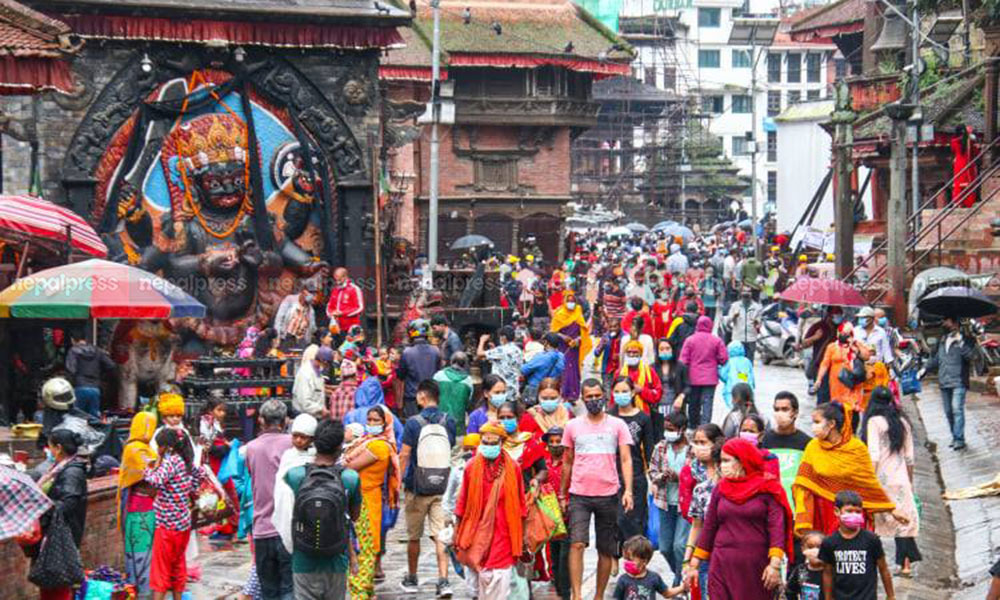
[286,419,362,600]
[397,380,457,597]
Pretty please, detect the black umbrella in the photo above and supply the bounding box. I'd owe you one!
[917,286,999,319]
[449,234,494,251]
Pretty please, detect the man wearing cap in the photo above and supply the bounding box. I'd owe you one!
[398,319,442,418]
[293,346,332,419]
[326,267,365,334]
[329,359,359,421]
[855,306,893,366]
[272,414,317,555]
[244,399,294,599]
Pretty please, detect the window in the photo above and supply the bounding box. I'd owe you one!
[475,159,517,191]
[767,170,777,203]
[787,90,801,105]
[834,58,848,80]
[699,49,721,68]
[767,91,781,116]
[787,52,801,83]
[767,130,777,162]
[732,136,750,156]
[732,49,751,68]
[807,89,821,101]
[663,67,677,92]
[732,94,752,113]
[698,8,721,27]
[806,53,821,82]
[701,95,723,113]
[645,67,657,86]
[767,53,781,83]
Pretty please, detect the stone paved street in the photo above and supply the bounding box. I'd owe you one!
[189,363,977,599]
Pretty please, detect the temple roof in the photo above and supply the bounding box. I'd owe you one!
[0,0,72,58]
[25,0,410,23]
[789,0,865,41]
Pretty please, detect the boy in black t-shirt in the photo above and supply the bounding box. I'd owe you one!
[613,535,686,600]
[819,490,895,600]
[794,530,825,600]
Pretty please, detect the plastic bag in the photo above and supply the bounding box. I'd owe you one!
[646,495,659,548]
[190,467,234,529]
[81,579,115,600]
[536,491,567,539]
[216,438,241,484]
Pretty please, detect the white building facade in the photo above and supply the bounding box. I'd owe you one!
[621,0,837,217]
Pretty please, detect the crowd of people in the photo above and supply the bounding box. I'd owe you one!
[6,223,968,600]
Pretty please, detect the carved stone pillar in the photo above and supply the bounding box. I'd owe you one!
[984,27,1000,166]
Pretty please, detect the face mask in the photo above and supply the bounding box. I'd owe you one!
[773,411,794,428]
[549,446,565,458]
[838,334,850,343]
[811,422,829,439]
[659,352,673,362]
[878,316,888,328]
[802,547,821,561]
[479,444,501,461]
[489,393,506,408]
[462,450,475,460]
[44,447,54,462]
[366,424,384,436]
[613,392,632,407]
[832,315,844,325]
[663,431,681,443]
[720,460,743,479]
[738,431,759,446]
[566,302,577,310]
[622,560,643,577]
[625,356,640,367]
[539,399,561,414]
[839,512,865,530]
[500,417,518,434]
[858,317,869,328]
[584,399,604,415]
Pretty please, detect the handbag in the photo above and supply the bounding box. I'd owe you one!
[28,510,85,588]
[837,355,866,389]
[524,500,558,554]
[900,369,922,395]
[536,489,567,539]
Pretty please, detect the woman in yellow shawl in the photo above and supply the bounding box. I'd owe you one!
[117,412,158,596]
[793,401,908,535]
[343,405,401,593]
[550,289,592,401]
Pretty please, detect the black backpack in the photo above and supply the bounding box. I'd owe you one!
[292,464,348,557]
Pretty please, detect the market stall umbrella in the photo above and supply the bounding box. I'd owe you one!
[0,259,206,319]
[0,195,107,258]
[664,224,695,243]
[0,465,53,541]
[449,234,494,251]
[607,226,632,238]
[711,220,735,233]
[917,286,999,319]
[652,220,678,232]
[780,276,868,307]
[625,222,649,233]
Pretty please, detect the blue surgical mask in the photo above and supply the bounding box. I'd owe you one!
[365,424,384,436]
[878,317,888,328]
[659,352,673,362]
[858,317,869,328]
[832,315,844,325]
[614,392,632,407]
[540,399,561,414]
[500,417,518,434]
[489,392,506,408]
[479,444,501,460]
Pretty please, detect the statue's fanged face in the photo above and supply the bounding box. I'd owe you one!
[193,160,246,210]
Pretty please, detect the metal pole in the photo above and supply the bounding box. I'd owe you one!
[750,42,760,260]
[428,0,441,269]
[680,111,687,223]
[910,1,921,228]
[887,103,914,321]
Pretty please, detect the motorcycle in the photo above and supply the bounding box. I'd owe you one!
[968,319,1000,377]
[757,303,802,366]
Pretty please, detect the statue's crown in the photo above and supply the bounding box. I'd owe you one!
[176,114,247,170]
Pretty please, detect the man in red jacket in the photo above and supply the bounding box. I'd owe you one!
[326,267,364,333]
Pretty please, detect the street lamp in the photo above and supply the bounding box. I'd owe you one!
[729,17,778,260]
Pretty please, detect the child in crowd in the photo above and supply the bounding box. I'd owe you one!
[718,340,754,409]
[793,530,825,600]
[145,427,204,600]
[613,535,686,599]
[819,490,894,600]
[198,398,236,538]
[721,382,757,439]
[649,411,690,586]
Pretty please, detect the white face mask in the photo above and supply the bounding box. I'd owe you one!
[663,431,681,443]
[566,302,576,310]
[625,356,640,367]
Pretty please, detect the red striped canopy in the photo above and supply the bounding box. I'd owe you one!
[0,195,106,258]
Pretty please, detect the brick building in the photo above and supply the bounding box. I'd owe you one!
[380,0,631,264]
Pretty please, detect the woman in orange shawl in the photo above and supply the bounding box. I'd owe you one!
[454,422,527,600]
[793,401,907,535]
[117,412,158,596]
[688,438,793,599]
[343,405,400,585]
[813,321,871,410]
[550,289,592,401]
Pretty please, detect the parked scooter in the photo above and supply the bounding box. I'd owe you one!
[757,302,802,366]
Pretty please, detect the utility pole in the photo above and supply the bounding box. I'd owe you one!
[680,106,687,223]
[428,0,441,269]
[887,102,915,321]
[750,41,760,260]
[831,80,856,281]
[909,0,922,227]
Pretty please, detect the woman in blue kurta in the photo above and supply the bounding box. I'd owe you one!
[549,290,591,401]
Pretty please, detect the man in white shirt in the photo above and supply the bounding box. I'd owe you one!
[854,306,893,366]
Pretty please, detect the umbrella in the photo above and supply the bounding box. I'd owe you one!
[0,258,206,319]
[0,195,107,258]
[738,219,753,230]
[0,464,53,541]
[711,221,735,233]
[652,220,678,232]
[625,222,649,233]
[917,286,999,319]
[664,224,695,243]
[449,234,494,251]
[780,276,868,307]
[607,226,632,238]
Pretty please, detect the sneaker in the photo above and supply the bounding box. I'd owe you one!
[954,442,968,451]
[400,575,419,593]
[437,578,453,598]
